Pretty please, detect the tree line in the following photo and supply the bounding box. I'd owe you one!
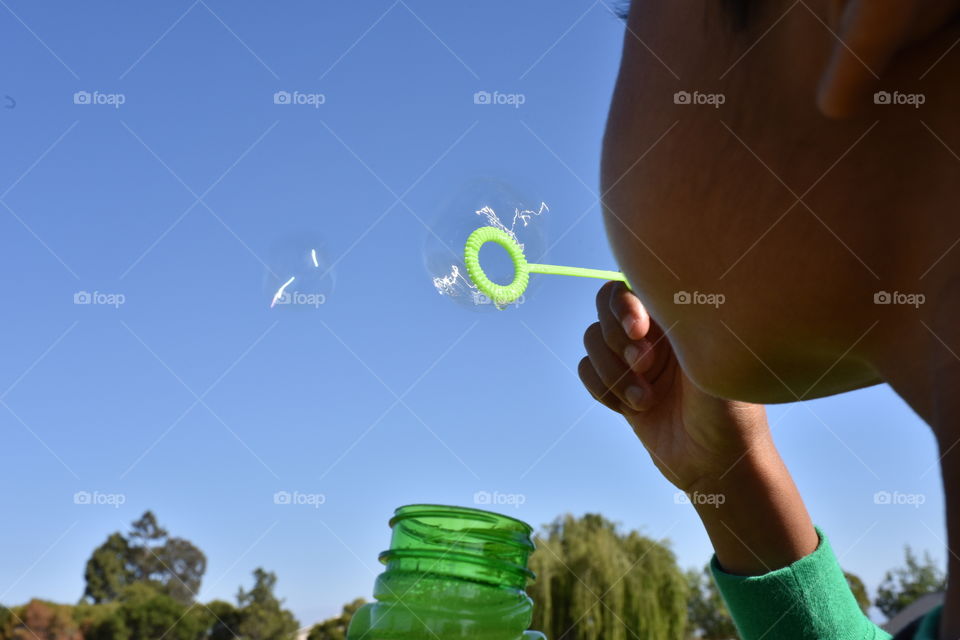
[0,512,298,640]
[307,514,947,640]
[1,512,945,640]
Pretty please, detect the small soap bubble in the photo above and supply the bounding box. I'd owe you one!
[263,234,335,312]
[423,179,548,312]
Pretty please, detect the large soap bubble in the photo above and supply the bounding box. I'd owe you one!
[263,234,336,312]
[422,179,548,312]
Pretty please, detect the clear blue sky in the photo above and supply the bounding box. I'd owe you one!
[0,0,945,627]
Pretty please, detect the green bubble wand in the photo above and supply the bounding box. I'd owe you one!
[463,226,630,306]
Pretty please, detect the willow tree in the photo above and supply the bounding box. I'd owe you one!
[528,514,688,640]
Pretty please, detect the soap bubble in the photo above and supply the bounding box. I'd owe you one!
[423,179,548,312]
[262,234,335,312]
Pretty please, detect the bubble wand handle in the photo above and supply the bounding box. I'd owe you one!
[528,262,628,283]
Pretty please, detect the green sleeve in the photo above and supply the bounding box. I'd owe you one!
[710,527,891,640]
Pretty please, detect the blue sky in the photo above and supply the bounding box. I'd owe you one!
[0,0,945,627]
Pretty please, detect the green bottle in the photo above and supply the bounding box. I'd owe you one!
[347,504,547,640]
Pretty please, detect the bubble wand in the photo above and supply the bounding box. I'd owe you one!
[464,226,630,306]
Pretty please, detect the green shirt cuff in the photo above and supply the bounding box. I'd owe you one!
[710,527,890,640]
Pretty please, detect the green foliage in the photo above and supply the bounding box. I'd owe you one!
[0,607,12,639]
[199,599,242,640]
[150,536,207,605]
[78,570,299,640]
[527,514,688,640]
[307,599,367,640]
[82,534,132,605]
[83,511,206,606]
[2,513,295,640]
[80,614,127,640]
[844,571,870,614]
[685,565,736,639]
[73,601,127,640]
[114,583,204,640]
[235,568,300,640]
[0,605,22,640]
[875,546,946,618]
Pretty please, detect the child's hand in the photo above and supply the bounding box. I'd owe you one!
[578,281,769,492]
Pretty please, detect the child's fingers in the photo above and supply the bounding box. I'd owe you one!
[578,357,625,414]
[610,284,677,385]
[606,281,649,341]
[595,282,657,374]
[598,308,656,375]
[583,323,653,411]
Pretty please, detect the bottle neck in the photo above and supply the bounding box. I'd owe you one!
[381,504,536,589]
[346,505,546,640]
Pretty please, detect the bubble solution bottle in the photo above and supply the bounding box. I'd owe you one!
[347,504,547,640]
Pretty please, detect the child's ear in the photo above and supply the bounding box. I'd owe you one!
[816,0,917,118]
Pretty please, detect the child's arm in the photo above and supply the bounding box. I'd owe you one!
[579,282,892,639]
[579,281,817,572]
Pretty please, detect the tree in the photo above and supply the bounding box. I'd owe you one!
[75,570,292,640]
[844,571,870,614]
[686,565,736,639]
[528,514,688,640]
[307,599,367,640]
[74,601,128,640]
[0,606,13,639]
[82,511,206,606]
[9,600,81,640]
[201,599,243,640]
[235,568,299,640]
[153,536,207,605]
[83,533,133,604]
[115,582,206,640]
[875,546,946,618]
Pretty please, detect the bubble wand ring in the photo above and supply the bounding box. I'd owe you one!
[463,226,630,306]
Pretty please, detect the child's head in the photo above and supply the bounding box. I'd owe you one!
[601,0,960,403]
